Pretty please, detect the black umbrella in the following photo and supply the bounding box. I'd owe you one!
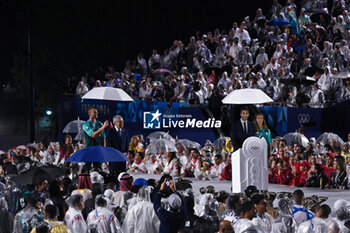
[290,75,317,85]
[310,11,331,24]
[14,165,66,185]
[204,66,224,76]
[304,65,323,77]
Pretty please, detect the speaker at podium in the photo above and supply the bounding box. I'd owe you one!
[231,136,268,193]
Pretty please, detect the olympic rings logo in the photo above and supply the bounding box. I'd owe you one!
[249,145,260,151]
[298,114,310,125]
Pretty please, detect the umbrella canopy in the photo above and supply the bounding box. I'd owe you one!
[82,87,133,102]
[317,132,344,145]
[268,18,290,26]
[66,146,128,163]
[146,139,177,154]
[289,75,317,85]
[213,137,230,151]
[147,131,175,142]
[222,88,273,105]
[0,150,5,155]
[14,165,66,185]
[152,68,172,75]
[283,132,309,147]
[63,119,85,134]
[310,11,331,24]
[177,139,201,149]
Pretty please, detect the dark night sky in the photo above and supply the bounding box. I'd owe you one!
[2,0,280,83]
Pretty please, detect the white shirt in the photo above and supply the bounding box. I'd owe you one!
[240,119,248,133]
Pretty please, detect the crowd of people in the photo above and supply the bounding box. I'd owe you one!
[69,0,350,109]
[0,104,350,232]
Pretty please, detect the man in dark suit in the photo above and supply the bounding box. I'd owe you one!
[108,115,129,174]
[230,107,256,149]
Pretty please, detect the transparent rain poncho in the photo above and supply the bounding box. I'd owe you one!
[193,193,220,233]
[273,198,296,233]
[87,194,122,233]
[13,207,44,233]
[64,194,87,233]
[122,186,160,233]
[297,217,328,233]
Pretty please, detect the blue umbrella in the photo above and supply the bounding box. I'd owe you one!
[66,146,128,162]
[268,18,290,26]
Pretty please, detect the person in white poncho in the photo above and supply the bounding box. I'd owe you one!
[87,194,122,233]
[64,194,87,233]
[297,204,331,233]
[122,186,160,233]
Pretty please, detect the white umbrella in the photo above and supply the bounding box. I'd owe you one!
[63,118,85,134]
[222,88,273,104]
[177,139,201,149]
[317,132,344,145]
[147,131,175,142]
[81,87,133,101]
[283,132,309,147]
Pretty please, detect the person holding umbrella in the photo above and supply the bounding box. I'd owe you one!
[83,107,108,171]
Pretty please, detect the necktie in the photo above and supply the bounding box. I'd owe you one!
[243,122,247,133]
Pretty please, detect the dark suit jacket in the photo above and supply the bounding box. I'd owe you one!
[230,120,256,149]
[108,127,129,153]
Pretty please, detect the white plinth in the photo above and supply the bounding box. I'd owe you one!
[232,136,268,193]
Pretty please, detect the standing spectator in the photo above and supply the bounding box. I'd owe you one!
[64,194,87,233]
[153,180,185,233]
[253,113,271,145]
[148,49,161,71]
[230,107,256,149]
[108,115,129,174]
[87,195,122,233]
[82,107,108,171]
[13,193,44,233]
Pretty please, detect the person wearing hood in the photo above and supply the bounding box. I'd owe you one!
[87,194,122,233]
[221,138,234,154]
[122,186,160,233]
[153,179,185,233]
[64,194,87,233]
[113,173,133,207]
[317,66,332,102]
[297,204,331,233]
[273,198,296,233]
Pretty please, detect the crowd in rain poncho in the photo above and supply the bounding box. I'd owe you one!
[69,0,350,111]
[3,153,350,233]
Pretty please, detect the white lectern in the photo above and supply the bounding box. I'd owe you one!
[231,136,268,193]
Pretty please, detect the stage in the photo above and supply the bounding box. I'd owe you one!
[131,173,350,211]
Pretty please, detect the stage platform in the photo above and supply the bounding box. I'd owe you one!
[131,173,350,211]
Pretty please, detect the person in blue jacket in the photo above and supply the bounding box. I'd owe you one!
[153,179,186,233]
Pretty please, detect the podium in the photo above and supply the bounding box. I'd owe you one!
[231,136,268,193]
